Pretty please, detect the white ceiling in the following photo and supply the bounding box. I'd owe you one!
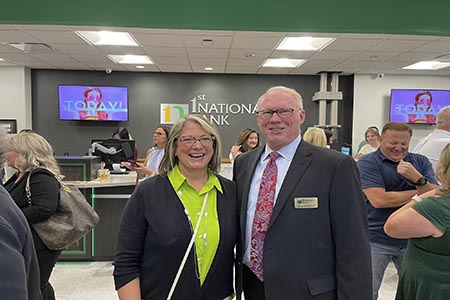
[1,24,450,76]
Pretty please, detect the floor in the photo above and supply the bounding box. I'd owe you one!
[51,261,398,300]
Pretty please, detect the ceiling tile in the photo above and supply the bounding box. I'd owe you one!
[231,36,282,50]
[152,56,189,65]
[142,47,187,57]
[25,30,85,44]
[183,35,232,48]
[225,65,260,73]
[411,41,450,53]
[0,30,41,43]
[324,39,383,51]
[158,64,192,72]
[189,57,226,65]
[132,33,183,47]
[187,48,229,58]
[368,39,429,52]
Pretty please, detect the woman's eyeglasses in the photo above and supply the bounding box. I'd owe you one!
[178,135,215,146]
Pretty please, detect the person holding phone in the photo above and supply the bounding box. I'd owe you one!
[123,125,171,178]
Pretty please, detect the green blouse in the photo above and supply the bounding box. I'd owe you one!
[168,165,221,285]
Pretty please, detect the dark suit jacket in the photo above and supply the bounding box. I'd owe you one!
[233,140,371,300]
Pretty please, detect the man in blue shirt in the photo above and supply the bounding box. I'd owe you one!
[357,122,438,300]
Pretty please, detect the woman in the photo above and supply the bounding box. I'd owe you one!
[113,114,238,300]
[3,132,62,300]
[79,87,108,120]
[123,125,171,177]
[302,127,327,147]
[354,126,380,160]
[384,143,450,299]
[229,128,260,160]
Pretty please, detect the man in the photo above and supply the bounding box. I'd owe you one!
[0,129,41,300]
[233,86,371,300]
[413,105,450,172]
[357,122,438,300]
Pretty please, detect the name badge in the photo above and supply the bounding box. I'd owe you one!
[294,197,318,209]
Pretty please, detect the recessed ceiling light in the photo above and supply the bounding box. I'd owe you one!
[402,61,450,70]
[276,37,335,51]
[108,55,153,65]
[75,31,138,46]
[136,65,145,69]
[262,58,305,68]
[204,67,213,71]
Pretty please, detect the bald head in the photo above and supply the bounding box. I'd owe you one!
[437,106,450,130]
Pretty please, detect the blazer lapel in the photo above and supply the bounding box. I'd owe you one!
[269,141,313,227]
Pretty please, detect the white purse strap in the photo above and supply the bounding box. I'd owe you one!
[167,192,209,300]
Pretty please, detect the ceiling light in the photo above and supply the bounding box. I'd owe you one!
[136,65,145,69]
[108,55,153,64]
[75,31,138,46]
[0,58,4,61]
[402,61,450,70]
[276,37,335,51]
[204,67,213,71]
[262,58,305,68]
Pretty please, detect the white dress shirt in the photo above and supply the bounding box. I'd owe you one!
[243,135,301,266]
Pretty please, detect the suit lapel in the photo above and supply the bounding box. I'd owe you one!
[269,141,313,227]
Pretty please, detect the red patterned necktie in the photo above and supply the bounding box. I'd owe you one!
[250,151,279,281]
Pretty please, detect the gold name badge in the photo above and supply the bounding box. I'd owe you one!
[294,197,318,209]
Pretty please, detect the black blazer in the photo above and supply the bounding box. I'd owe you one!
[234,141,372,300]
[113,173,238,300]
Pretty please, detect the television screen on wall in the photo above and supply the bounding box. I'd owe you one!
[58,85,128,121]
[390,89,450,124]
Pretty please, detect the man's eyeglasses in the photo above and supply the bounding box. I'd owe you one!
[178,135,215,146]
[255,108,302,120]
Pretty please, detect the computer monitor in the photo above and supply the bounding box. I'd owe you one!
[90,138,135,170]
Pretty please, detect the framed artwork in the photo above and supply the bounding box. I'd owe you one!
[0,119,17,134]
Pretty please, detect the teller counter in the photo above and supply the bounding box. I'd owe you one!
[60,172,137,261]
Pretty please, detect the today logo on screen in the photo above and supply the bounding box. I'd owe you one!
[160,104,189,124]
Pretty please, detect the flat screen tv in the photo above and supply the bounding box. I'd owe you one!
[58,85,128,121]
[389,89,450,124]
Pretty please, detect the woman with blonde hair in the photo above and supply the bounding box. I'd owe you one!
[4,132,61,300]
[303,127,327,147]
[385,143,450,299]
[354,126,380,160]
[114,114,238,300]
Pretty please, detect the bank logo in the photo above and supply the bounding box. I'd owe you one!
[160,104,189,124]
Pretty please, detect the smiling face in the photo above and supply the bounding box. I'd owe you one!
[256,89,305,150]
[246,132,259,149]
[176,121,214,175]
[379,129,411,162]
[366,133,380,147]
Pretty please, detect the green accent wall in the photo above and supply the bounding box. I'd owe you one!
[1,1,450,36]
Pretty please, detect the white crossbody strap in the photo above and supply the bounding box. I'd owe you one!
[167,192,209,300]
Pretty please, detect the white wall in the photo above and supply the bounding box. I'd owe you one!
[353,74,450,151]
[0,66,32,132]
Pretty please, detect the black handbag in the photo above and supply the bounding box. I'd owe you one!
[25,170,100,250]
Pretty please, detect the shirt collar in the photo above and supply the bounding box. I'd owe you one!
[168,164,223,194]
[262,135,301,162]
